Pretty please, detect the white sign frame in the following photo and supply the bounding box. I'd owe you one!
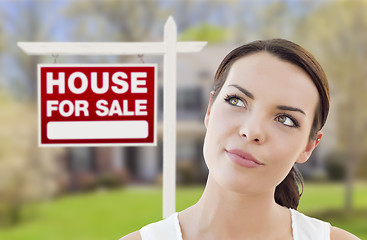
[18,16,207,219]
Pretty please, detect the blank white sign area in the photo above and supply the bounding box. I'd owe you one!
[47,120,148,140]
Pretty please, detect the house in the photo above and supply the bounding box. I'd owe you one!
[60,44,336,191]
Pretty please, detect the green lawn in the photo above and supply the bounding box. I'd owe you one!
[299,182,367,239]
[0,182,365,240]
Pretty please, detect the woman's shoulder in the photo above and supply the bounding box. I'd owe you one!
[330,226,360,240]
[119,231,141,240]
[290,208,330,239]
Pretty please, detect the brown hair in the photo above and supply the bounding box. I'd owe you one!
[211,39,330,209]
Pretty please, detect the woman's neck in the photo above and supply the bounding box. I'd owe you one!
[179,176,292,240]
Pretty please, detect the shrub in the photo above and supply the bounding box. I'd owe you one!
[97,170,129,189]
[324,150,347,181]
[76,172,97,191]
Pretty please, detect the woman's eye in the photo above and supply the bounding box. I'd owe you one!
[276,115,298,127]
[225,96,245,107]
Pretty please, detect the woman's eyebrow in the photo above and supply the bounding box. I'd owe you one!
[228,84,255,99]
[277,105,306,116]
[227,84,306,115]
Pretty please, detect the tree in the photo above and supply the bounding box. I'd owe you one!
[0,90,66,226]
[63,0,164,42]
[294,0,367,210]
[179,23,231,43]
[0,1,66,226]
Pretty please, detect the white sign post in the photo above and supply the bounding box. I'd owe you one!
[18,16,207,218]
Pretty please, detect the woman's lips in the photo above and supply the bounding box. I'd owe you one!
[225,149,264,168]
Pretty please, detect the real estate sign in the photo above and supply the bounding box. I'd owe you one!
[38,64,157,146]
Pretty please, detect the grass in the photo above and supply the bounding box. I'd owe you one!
[0,182,365,240]
[299,182,367,239]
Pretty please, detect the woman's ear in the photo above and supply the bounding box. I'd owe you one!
[204,91,215,128]
[296,131,323,164]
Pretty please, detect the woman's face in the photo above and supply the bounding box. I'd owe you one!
[203,52,321,194]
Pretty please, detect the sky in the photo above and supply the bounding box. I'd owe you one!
[0,0,327,98]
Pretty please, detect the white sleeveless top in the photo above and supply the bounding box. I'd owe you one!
[139,209,330,240]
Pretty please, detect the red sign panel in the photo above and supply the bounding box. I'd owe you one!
[38,64,157,146]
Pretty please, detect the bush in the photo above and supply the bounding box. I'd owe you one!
[355,153,367,180]
[177,160,202,185]
[97,170,129,189]
[76,172,97,191]
[0,92,63,227]
[324,151,347,181]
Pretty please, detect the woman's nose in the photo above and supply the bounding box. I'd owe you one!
[238,112,266,144]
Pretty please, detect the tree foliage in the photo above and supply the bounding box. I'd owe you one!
[179,23,230,43]
[0,91,65,227]
[294,0,367,209]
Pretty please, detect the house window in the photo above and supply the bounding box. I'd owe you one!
[158,86,204,120]
[67,147,96,173]
[177,87,203,119]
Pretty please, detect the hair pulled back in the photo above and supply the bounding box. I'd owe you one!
[211,39,330,209]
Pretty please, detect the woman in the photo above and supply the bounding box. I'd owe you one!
[121,39,359,240]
